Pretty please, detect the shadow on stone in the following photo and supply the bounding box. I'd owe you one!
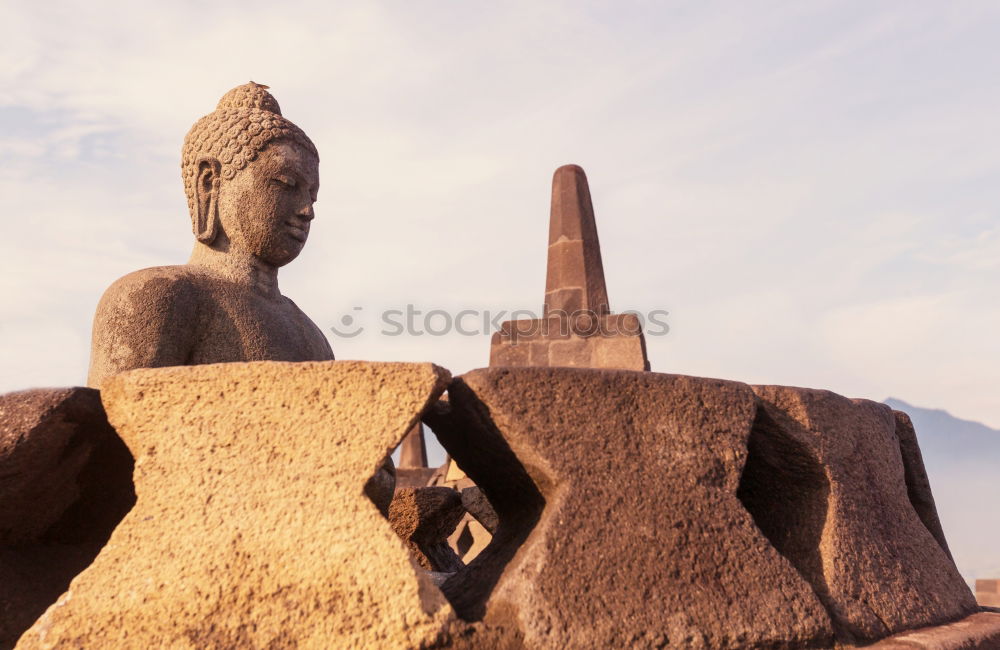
[736,404,838,636]
[423,379,545,622]
[740,388,978,645]
[0,388,135,650]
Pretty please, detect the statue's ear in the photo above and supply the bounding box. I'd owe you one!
[194,157,222,244]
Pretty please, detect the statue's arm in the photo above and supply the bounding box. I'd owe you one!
[87,270,200,387]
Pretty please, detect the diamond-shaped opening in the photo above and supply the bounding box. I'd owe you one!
[736,405,841,636]
[361,381,542,622]
[422,382,545,622]
[363,392,501,591]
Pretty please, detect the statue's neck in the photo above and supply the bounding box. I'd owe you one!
[188,243,281,299]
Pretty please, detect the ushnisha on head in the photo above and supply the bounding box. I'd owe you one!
[181,82,320,268]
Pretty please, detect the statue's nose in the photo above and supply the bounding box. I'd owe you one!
[297,202,315,221]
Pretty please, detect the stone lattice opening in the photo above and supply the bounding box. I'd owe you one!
[423,382,546,622]
[363,402,502,591]
[359,383,541,622]
[736,406,836,626]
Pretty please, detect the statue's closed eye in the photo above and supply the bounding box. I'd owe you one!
[272,175,297,188]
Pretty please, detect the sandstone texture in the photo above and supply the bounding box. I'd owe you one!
[0,388,134,649]
[16,361,458,649]
[389,487,465,573]
[449,514,493,566]
[431,367,835,649]
[743,386,977,643]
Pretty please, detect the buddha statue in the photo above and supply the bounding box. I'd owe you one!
[87,82,334,388]
[88,83,396,513]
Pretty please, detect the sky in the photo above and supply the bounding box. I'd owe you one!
[2,0,999,435]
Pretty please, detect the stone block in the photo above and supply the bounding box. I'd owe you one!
[490,314,648,371]
[978,592,1000,608]
[0,388,131,544]
[0,388,134,649]
[460,487,498,534]
[488,333,529,367]
[395,466,438,490]
[547,338,592,367]
[545,240,588,300]
[16,361,458,649]
[976,579,1000,593]
[433,367,835,648]
[743,386,977,643]
[977,579,1000,608]
[389,487,465,573]
[592,334,649,371]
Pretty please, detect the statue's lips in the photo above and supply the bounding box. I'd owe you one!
[284,222,308,242]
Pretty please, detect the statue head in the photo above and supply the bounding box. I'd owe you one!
[181,82,320,267]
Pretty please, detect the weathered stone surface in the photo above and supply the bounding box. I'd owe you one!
[389,487,465,573]
[460,486,498,534]
[490,314,648,371]
[544,165,609,316]
[88,83,333,389]
[489,165,649,372]
[432,367,835,649]
[396,466,440,489]
[867,611,1000,649]
[0,388,129,543]
[742,386,977,644]
[0,388,134,649]
[16,361,458,649]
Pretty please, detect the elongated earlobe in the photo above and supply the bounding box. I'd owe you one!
[194,157,222,244]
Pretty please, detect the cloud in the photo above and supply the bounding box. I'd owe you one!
[1,1,999,433]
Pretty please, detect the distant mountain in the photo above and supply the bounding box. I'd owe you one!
[885,398,1000,464]
[884,397,1000,585]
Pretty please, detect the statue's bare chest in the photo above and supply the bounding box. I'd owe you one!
[189,289,332,363]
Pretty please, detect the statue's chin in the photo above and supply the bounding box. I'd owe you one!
[263,245,303,268]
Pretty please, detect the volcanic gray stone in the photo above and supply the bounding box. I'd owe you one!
[460,487,498,534]
[88,83,333,389]
[741,386,977,644]
[0,388,134,649]
[432,367,835,649]
[389,487,466,573]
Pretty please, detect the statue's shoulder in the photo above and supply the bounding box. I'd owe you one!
[89,265,212,387]
[97,265,208,314]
